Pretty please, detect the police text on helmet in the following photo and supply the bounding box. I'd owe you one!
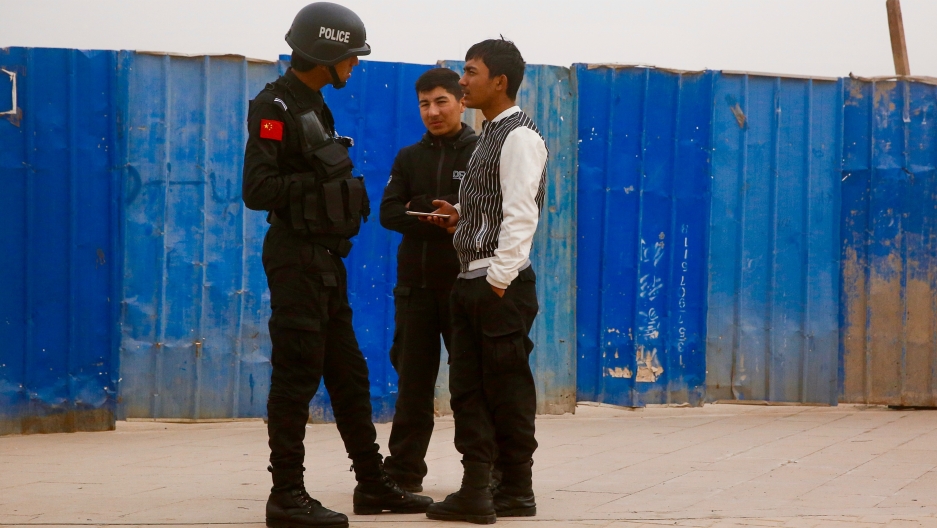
[319,27,351,43]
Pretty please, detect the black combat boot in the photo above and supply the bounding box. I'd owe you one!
[352,456,434,514]
[265,466,348,528]
[266,488,348,528]
[492,460,536,517]
[425,461,497,524]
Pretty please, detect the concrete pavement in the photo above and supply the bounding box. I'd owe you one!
[1,403,937,527]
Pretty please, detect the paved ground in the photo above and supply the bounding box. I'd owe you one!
[2,403,937,527]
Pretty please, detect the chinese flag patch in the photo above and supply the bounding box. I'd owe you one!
[260,119,284,141]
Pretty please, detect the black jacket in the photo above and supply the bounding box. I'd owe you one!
[242,69,330,216]
[380,124,478,290]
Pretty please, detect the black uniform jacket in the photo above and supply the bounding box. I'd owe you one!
[380,124,478,290]
[242,69,329,217]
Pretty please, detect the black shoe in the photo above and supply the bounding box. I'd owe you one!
[493,488,536,517]
[266,488,348,528]
[493,460,536,517]
[426,487,496,524]
[353,473,433,514]
[425,461,496,525]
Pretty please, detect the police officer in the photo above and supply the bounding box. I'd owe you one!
[379,68,478,492]
[242,3,433,527]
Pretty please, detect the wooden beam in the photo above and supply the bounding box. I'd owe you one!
[886,0,911,76]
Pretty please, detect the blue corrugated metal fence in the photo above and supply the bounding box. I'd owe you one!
[840,78,937,407]
[117,53,280,420]
[117,53,577,423]
[575,67,845,407]
[8,45,937,434]
[575,65,711,407]
[0,47,121,434]
[117,53,435,422]
[705,73,843,405]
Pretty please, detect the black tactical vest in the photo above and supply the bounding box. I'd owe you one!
[260,80,370,243]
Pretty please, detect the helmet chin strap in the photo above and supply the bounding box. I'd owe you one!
[328,66,346,89]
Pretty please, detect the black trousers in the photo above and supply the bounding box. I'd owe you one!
[263,226,380,491]
[449,267,539,468]
[383,286,453,486]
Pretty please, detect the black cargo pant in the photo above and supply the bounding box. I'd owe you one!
[383,286,453,486]
[449,266,539,468]
[263,226,381,491]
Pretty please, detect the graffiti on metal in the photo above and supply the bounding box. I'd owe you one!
[575,65,711,407]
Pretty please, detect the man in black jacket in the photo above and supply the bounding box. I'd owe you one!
[380,68,478,492]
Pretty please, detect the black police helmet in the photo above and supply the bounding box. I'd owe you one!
[285,2,371,67]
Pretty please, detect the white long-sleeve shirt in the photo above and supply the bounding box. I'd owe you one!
[453,106,548,289]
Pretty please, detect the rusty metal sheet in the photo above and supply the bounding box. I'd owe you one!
[840,79,937,407]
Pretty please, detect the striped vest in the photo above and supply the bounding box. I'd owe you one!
[453,110,547,272]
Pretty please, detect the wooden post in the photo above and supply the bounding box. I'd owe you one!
[886,0,911,76]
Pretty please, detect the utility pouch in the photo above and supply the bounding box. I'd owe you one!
[297,108,353,178]
[291,105,361,237]
[311,142,353,177]
[298,110,330,154]
[323,181,345,225]
[346,177,369,222]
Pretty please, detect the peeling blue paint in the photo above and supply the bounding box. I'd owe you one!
[575,65,712,407]
[840,78,937,407]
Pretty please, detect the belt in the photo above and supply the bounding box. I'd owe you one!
[268,211,353,258]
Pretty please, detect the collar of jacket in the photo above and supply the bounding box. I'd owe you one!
[280,69,325,113]
[419,123,478,150]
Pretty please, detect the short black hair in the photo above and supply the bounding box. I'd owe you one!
[290,51,317,73]
[464,38,526,100]
[415,68,463,100]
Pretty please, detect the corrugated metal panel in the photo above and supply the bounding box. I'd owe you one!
[706,73,843,404]
[118,54,434,421]
[575,65,712,407]
[0,47,121,435]
[440,61,578,414]
[840,79,937,407]
[118,53,279,420]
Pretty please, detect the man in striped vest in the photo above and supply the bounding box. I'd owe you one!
[421,39,548,524]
